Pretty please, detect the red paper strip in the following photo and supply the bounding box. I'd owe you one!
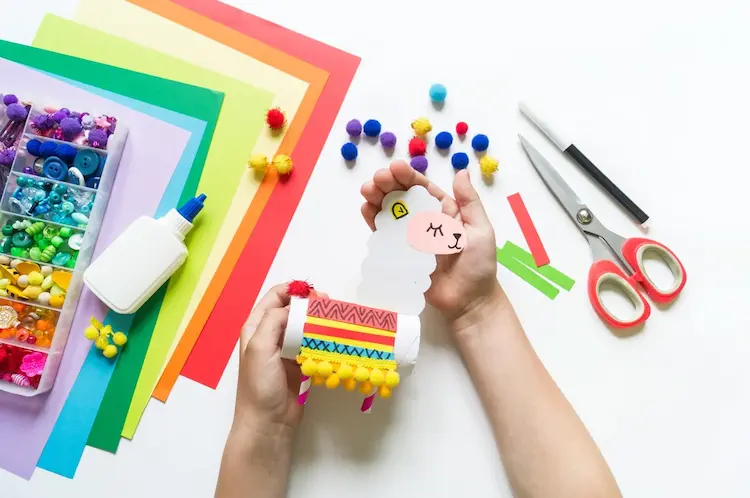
[507,193,550,267]
[174,0,360,389]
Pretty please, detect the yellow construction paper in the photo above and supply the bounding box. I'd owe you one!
[34,11,275,420]
[72,0,310,438]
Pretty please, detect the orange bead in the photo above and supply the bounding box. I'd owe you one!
[12,303,24,312]
[36,320,49,331]
[0,328,13,339]
[16,328,29,342]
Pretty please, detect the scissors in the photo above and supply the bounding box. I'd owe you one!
[518,135,687,328]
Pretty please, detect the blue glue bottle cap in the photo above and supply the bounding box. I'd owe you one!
[162,193,207,241]
[177,193,206,222]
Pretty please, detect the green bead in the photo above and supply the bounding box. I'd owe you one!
[29,247,42,261]
[2,225,14,236]
[20,249,29,259]
[37,239,50,250]
[10,247,23,257]
[65,258,76,269]
[2,238,12,254]
[11,232,33,249]
[51,236,64,248]
[43,226,60,239]
[59,227,73,238]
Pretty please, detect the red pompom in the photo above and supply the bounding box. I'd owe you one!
[287,280,314,298]
[456,122,469,135]
[266,107,286,130]
[408,137,427,157]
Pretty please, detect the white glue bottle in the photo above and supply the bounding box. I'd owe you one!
[84,194,206,314]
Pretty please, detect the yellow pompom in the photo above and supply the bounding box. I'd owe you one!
[359,381,373,394]
[248,153,269,173]
[378,385,392,398]
[103,345,118,358]
[300,359,317,376]
[343,378,357,391]
[94,336,108,350]
[90,316,103,329]
[325,374,340,389]
[354,366,370,382]
[337,363,353,380]
[272,154,294,175]
[411,117,433,136]
[84,326,100,341]
[385,370,400,388]
[312,375,325,385]
[316,361,333,378]
[369,369,385,386]
[479,155,499,176]
[112,332,127,346]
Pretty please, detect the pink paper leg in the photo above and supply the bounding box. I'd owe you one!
[298,375,311,405]
[361,389,376,413]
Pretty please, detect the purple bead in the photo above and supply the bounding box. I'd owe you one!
[2,94,18,106]
[380,132,397,148]
[410,156,428,173]
[345,119,362,137]
[32,114,55,131]
[22,166,34,175]
[6,103,27,122]
[0,149,15,166]
[88,129,109,148]
[60,117,83,139]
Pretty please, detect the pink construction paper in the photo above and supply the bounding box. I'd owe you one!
[407,212,467,255]
[0,59,190,479]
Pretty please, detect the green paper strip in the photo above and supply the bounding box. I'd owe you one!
[502,241,576,291]
[497,246,561,300]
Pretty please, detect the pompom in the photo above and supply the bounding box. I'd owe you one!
[26,139,42,156]
[429,83,447,103]
[408,136,427,157]
[6,103,27,122]
[359,380,373,394]
[60,118,82,139]
[84,326,99,340]
[471,134,489,152]
[52,109,70,123]
[451,152,469,170]
[39,141,57,158]
[363,119,381,137]
[343,378,357,391]
[411,117,433,136]
[479,155,499,176]
[103,345,118,358]
[81,114,95,130]
[337,363,353,380]
[369,369,385,386]
[2,94,18,106]
[248,153,268,173]
[317,361,333,378]
[265,107,286,130]
[378,385,392,398]
[113,332,128,346]
[341,142,358,161]
[287,280,313,298]
[379,132,397,148]
[354,366,370,382]
[312,375,325,385]
[456,122,469,136]
[0,149,15,166]
[301,359,317,376]
[325,374,340,389]
[95,336,109,350]
[272,154,293,175]
[88,129,108,148]
[410,156,428,173]
[32,114,55,131]
[385,370,400,388]
[345,119,362,137]
[434,131,453,149]
[56,144,77,163]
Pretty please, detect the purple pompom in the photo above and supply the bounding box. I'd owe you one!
[6,103,27,122]
[52,109,70,123]
[2,94,18,106]
[32,114,55,131]
[60,117,83,140]
[410,156,428,173]
[69,111,81,121]
[88,129,109,148]
[380,132,397,148]
[0,149,15,166]
[345,119,362,137]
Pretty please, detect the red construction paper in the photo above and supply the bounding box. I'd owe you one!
[507,193,551,267]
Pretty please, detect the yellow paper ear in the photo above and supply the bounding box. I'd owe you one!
[391,201,409,220]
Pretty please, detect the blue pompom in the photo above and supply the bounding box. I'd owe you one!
[56,144,78,164]
[39,141,58,159]
[341,142,358,161]
[471,134,489,152]
[429,83,447,103]
[451,152,469,170]
[363,119,382,137]
[26,139,42,156]
[435,131,453,150]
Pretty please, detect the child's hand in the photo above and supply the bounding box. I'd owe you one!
[361,160,503,325]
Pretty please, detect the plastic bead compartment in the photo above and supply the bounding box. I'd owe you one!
[0,298,60,351]
[0,215,84,267]
[13,134,107,189]
[2,173,96,228]
[0,254,72,309]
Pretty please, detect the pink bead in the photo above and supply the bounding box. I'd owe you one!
[26,335,37,345]
[2,373,11,382]
[11,373,30,387]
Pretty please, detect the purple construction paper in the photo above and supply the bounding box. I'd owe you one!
[0,59,190,479]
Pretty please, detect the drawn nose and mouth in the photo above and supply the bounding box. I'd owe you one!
[449,233,463,250]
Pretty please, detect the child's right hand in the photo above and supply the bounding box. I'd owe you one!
[361,160,504,327]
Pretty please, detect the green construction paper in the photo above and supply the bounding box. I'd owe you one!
[502,241,576,291]
[497,246,561,300]
[34,15,274,450]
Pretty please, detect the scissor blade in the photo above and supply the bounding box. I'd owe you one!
[518,135,588,224]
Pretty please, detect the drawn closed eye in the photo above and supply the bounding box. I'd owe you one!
[426,223,444,237]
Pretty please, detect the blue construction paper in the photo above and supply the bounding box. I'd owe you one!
[36,76,205,478]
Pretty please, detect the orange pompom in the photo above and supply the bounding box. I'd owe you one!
[266,107,286,130]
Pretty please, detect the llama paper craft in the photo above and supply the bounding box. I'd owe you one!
[282,186,466,412]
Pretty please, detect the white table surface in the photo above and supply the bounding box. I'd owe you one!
[3,0,750,496]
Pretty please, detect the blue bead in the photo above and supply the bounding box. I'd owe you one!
[429,83,447,103]
[34,204,50,215]
[86,177,101,189]
[39,141,58,158]
[53,184,67,195]
[48,192,62,204]
[451,152,470,170]
[341,142,358,161]
[435,131,453,149]
[26,139,43,156]
[42,157,68,181]
[471,134,489,152]
[363,119,382,137]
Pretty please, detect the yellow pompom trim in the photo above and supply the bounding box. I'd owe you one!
[343,378,357,391]
[385,370,400,388]
[300,359,317,377]
[317,361,333,378]
[378,385,392,398]
[354,367,370,383]
[312,375,325,386]
[337,363,353,380]
[325,374,340,389]
[369,369,385,386]
[359,381,373,394]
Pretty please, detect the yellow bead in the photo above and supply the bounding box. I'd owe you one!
[479,155,499,176]
[359,381,373,394]
[27,271,43,286]
[317,361,333,378]
[343,378,357,391]
[84,326,99,341]
[325,374,340,389]
[247,153,268,173]
[94,336,108,350]
[113,332,127,346]
[354,367,370,382]
[49,294,65,308]
[103,345,118,358]
[337,363,353,380]
[312,375,325,385]
[21,286,42,299]
[300,359,318,376]
[378,385,392,398]
[411,117,433,136]
[385,370,400,388]
[369,369,385,386]
[272,154,294,175]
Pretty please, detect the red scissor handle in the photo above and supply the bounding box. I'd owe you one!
[588,260,652,329]
[621,237,687,304]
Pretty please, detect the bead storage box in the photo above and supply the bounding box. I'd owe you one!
[0,98,128,396]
